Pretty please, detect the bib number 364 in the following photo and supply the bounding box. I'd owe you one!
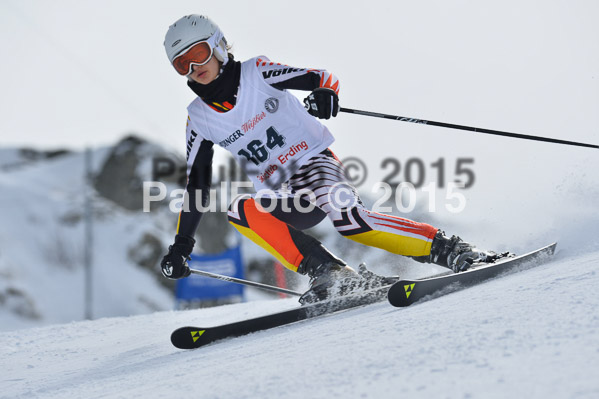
[237,127,286,165]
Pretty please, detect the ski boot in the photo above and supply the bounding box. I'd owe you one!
[297,244,358,304]
[297,244,396,304]
[422,230,511,273]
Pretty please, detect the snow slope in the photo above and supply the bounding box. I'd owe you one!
[0,147,178,330]
[2,248,598,399]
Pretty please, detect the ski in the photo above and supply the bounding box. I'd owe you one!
[171,283,392,349]
[387,242,557,307]
[172,243,557,348]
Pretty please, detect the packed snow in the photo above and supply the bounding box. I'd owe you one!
[2,248,598,398]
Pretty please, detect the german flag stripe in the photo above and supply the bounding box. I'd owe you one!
[229,198,304,271]
[346,230,433,257]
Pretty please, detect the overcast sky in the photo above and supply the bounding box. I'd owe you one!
[1,0,597,251]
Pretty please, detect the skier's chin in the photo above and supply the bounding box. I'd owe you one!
[191,71,213,85]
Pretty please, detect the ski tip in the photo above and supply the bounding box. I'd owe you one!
[528,242,557,258]
[387,242,558,308]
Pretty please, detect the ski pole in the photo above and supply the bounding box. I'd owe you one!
[339,107,599,149]
[189,268,303,297]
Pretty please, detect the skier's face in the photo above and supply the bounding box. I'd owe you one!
[188,56,220,85]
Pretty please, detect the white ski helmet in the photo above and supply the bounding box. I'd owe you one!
[164,15,228,67]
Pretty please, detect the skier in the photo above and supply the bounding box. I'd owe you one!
[160,15,502,300]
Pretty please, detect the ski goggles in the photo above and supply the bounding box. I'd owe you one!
[171,29,224,76]
[172,41,214,75]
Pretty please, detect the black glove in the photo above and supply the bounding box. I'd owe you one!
[160,235,195,279]
[304,88,339,119]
